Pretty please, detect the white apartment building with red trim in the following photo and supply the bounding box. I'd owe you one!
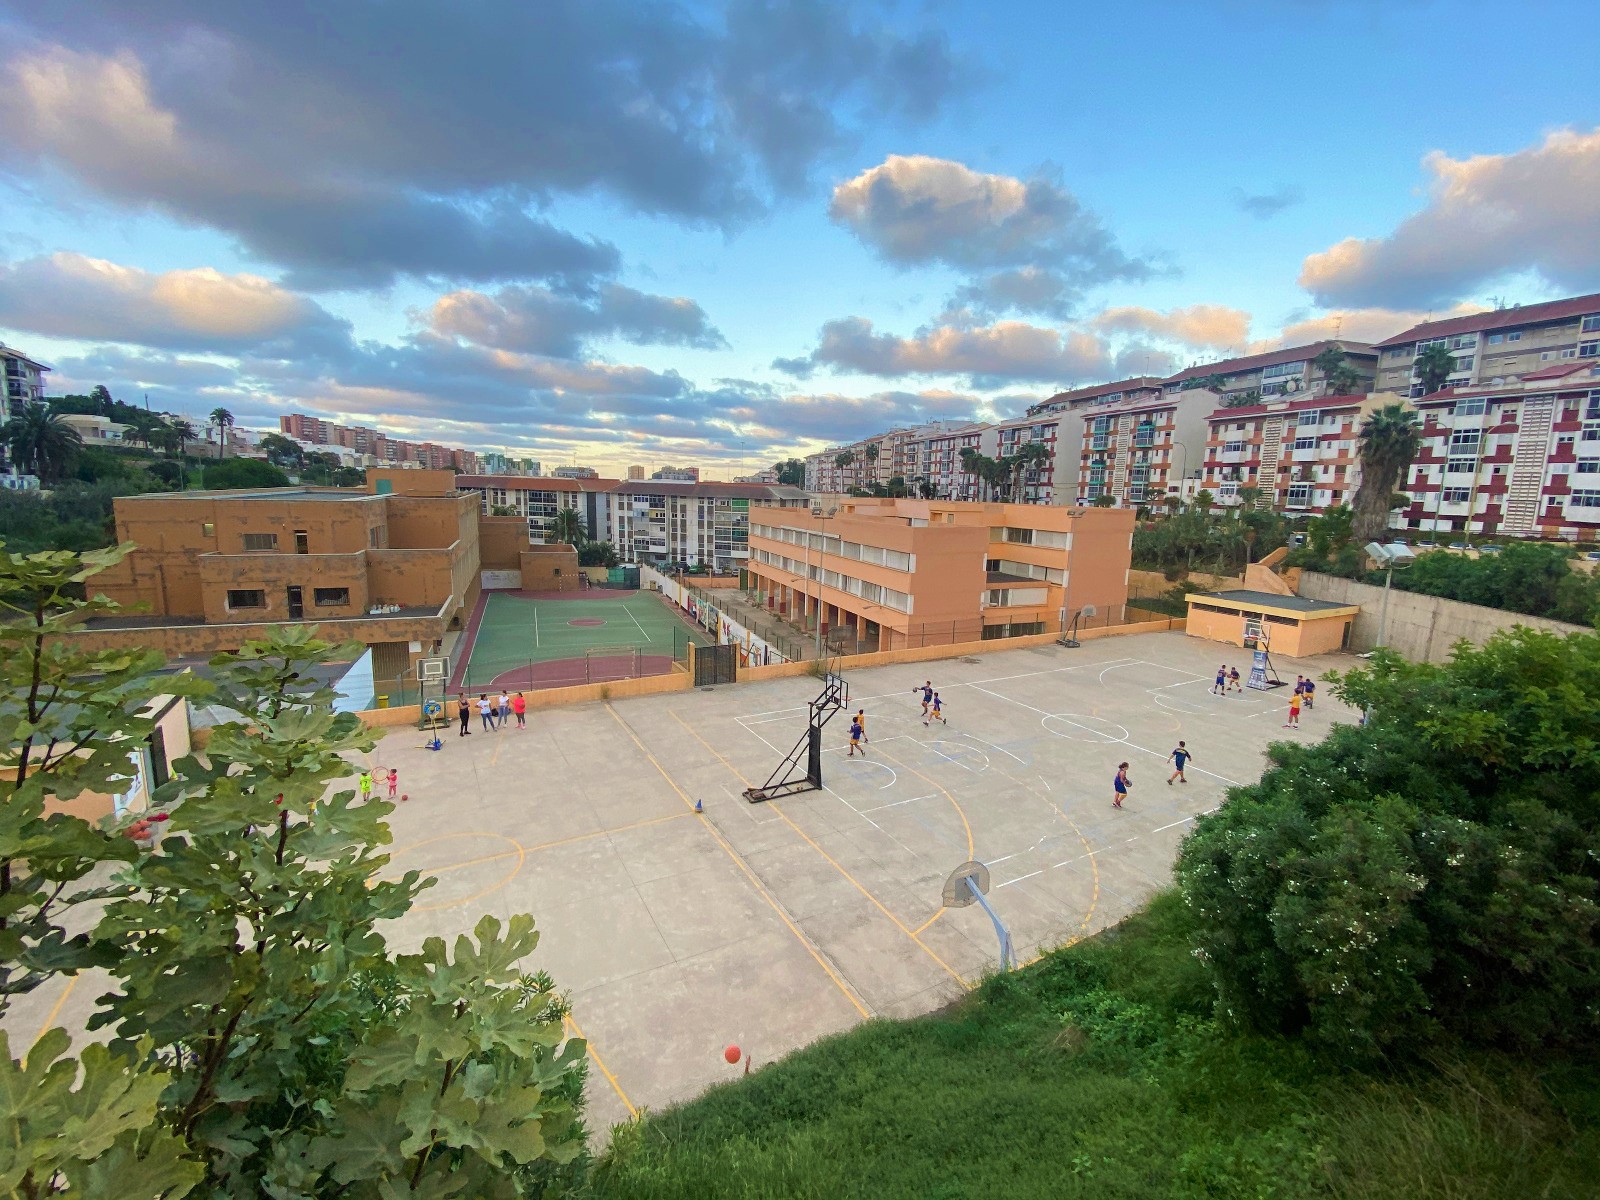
[1201,393,1388,514]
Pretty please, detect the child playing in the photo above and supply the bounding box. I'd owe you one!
[386,768,398,800]
[1227,667,1242,693]
[1284,690,1302,729]
[925,692,946,726]
[1212,665,1227,695]
[848,714,866,756]
[1166,741,1192,785]
[915,681,933,717]
[358,770,373,802]
[512,691,527,728]
[1113,762,1130,809]
[854,709,868,742]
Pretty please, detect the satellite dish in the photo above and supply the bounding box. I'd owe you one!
[1081,605,1098,618]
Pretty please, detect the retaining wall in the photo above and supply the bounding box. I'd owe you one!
[1297,571,1592,663]
[355,664,692,730]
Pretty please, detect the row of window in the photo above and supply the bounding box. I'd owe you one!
[749,550,914,611]
[226,587,349,610]
[750,524,915,571]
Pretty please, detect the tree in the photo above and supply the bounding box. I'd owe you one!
[122,412,167,451]
[202,458,291,489]
[863,443,880,479]
[1235,484,1262,511]
[259,433,305,471]
[1090,493,1116,508]
[208,408,235,457]
[579,540,618,568]
[1188,374,1229,393]
[550,508,585,546]
[1,406,83,484]
[1349,403,1421,543]
[832,450,855,486]
[1,549,590,1192]
[1178,628,1600,1057]
[1012,442,1052,502]
[1192,489,1215,514]
[89,384,114,417]
[1305,503,1354,558]
[772,458,805,488]
[1413,343,1458,394]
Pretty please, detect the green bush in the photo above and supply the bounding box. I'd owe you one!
[202,457,292,489]
[1178,628,1600,1057]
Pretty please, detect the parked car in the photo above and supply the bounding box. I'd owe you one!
[1416,540,1439,549]
[1586,551,1600,562]
[1478,543,1503,554]
[1449,541,1470,550]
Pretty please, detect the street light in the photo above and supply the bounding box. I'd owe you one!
[1363,541,1416,651]
[810,503,838,660]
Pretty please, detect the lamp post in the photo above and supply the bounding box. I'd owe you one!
[1362,540,1416,723]
[1167,439,1193,512]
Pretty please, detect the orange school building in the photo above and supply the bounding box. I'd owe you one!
[744,498,1135,650]
[1184,589,1358,657]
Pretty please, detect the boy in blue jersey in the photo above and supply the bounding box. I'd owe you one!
[1166,741,1192,784]
[848,714,865,756]
[925,692,946,726]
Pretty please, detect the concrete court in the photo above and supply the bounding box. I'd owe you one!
[3,631,1358,1137]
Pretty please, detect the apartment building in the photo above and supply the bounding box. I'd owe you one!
[278,413,479,472]
[610,480,807,571]
[1395,360,1600,540]
[477,453,541,476]
[627,465,647,480]
[1373,293,1600,397]
[1163,341,1377,403]
[83,470,479,669]
[552,465,599,479]
[1201,393,1393,513]
[1029,377,1166,417]
[745,498,1133,650]
[652,466,701,482]
[1074,388,1217,509]
[994,412,1064,504]
[456,475,618,544]
[923,423,999,500]
[2,344,49,473]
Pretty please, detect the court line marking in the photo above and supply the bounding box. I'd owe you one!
[564,1013,636,1118]
[612,705,871,1019]
[533,606,540,647]
[967,684,1243,787]
[29,974,80,1056]
[677,711,967,986]
[857,792,937,814]
[623,602,651,642]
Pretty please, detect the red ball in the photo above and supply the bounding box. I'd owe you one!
[723,1044,741,1064]
[401,794,409,802]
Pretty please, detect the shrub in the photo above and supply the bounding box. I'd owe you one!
[1178,628,1600,1057]
[202,457,292,489]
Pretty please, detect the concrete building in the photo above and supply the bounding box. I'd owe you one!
[456,475,619,545]
[1185,589,1358,657]
[1201,392,1398,513]
[1163,341,1377,403]
[745,498,1133,650]
[1374,293,1600,397]
[477,452,541,477]
[1029,377,1166,417]
[609,480,807,571]
[57,413,130,444]
[2,343,50,477]
[923,423,998,500]
[1073,388,1217,509]
[652,466,701,482]
[1395,361,1600,540]
[552,465,600,479]
[82,470,480,674]
[628,465,646,481]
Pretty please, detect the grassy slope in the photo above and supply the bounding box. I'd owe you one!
[588,892,1599,1200]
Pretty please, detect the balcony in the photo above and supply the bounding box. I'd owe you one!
[1090,434,1110,450]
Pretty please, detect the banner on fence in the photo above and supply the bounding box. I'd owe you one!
[641,565,787,666]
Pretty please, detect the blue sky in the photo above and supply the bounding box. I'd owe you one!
[1,1,1597,476]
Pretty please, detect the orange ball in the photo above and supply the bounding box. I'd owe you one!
[723,1044,741,1064]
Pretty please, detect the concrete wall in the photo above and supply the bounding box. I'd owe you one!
[1296,571,1593,663]
[359,665,692,729]
[520,544,581,591]
[478,515,529,571]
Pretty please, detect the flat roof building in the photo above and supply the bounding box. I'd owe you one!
[745,498,1134,651]
[1374,293,1600,397]
[1184,588,1358,658]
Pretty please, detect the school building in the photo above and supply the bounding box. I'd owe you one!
[743,498,1135,650]
[80,470,481,679]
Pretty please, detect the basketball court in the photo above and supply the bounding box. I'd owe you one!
[359,629,1354,1134]
[449,588,711,691]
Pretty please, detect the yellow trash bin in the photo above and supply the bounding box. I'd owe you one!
[375,694,390,709]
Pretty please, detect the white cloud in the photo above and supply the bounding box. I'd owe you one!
[1091,304,1251,350]
[775,315,1111,385]
[829,154,1154,317]
[0,253,346,352]
[1299,127,1600,307]
[425,283,726,358]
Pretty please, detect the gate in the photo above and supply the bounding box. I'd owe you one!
[693,642,738,686]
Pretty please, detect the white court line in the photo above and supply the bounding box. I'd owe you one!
[995,804,1222,888]
[857,792,937,814]
[623,603,651,642]
[533,607,540,648]
[732,656,1142,720]
[968,683,1243,787]
[920,741,983,773]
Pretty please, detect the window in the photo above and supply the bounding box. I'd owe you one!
[227,589,266,609]
[1286,484,1312,507]
[1441,488,1471,503]
[1487,333,1503,345]
[1448,429,1481,450]
[241,533,277,552]
[1223,440,1245,453]
[1453,398,1486,417]
[1452,356,1475,372]
[1445,458,1477,474]
[1508,330,1522,341]
[1582,315,1600,333]
[314,587,351,606]
[1297,411,1320,426]
[1580,341,1599,358]
[1292,438,1317,450]
[1569,490,1600,508]
[201,522,215,537]
[1262,360,1305,379]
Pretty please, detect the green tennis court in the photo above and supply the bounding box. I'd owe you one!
[453,589,712,691]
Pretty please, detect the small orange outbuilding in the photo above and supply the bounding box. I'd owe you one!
[1184,589,1358,657]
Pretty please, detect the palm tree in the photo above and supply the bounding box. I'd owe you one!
[549,507,585,546]
[833,450,855,488]
[1350,403,1422,542]
[1413,343,1458,394]
[210,407,235,457]
[958,447,981,499]
[864,443,880,482]
[1235,484,1263,512]
[1012,442,1052,501]
[2,406,83,484]
[1313,345,1365,396]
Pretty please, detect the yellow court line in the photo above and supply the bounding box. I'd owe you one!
[872,745,976,862]
[28,974,79,1056]
[388,812,691,879]
[671,712,967,989]
[911,909,945,936]
[565,1013,637,1118]
[608,704,871,1019]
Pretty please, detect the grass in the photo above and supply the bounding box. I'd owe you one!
[585,891,1599,1200]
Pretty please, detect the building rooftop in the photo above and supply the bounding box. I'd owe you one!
[1204,393,1372,421]
[1191,589,1358,614]
[986,570,1038,586]
[0,343,52,371]
[118,487,377,503]
[1164,340,1375,387]
[1030,377,1165,414]
[1373,292,1600,347]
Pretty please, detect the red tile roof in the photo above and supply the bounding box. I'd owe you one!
[1163,340,1376,385]
[456,474,619,492]
[1037,376,1166,406]
[1204,393,1371,421]
[1373,293,1600,347]
[1516,361,1600,381]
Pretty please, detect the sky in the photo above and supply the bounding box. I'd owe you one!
[1,0,1597,479]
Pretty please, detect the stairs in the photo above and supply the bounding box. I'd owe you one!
[1257,416,1285,508]
[1109,418,1130,500]
[1501,395,1556,535]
